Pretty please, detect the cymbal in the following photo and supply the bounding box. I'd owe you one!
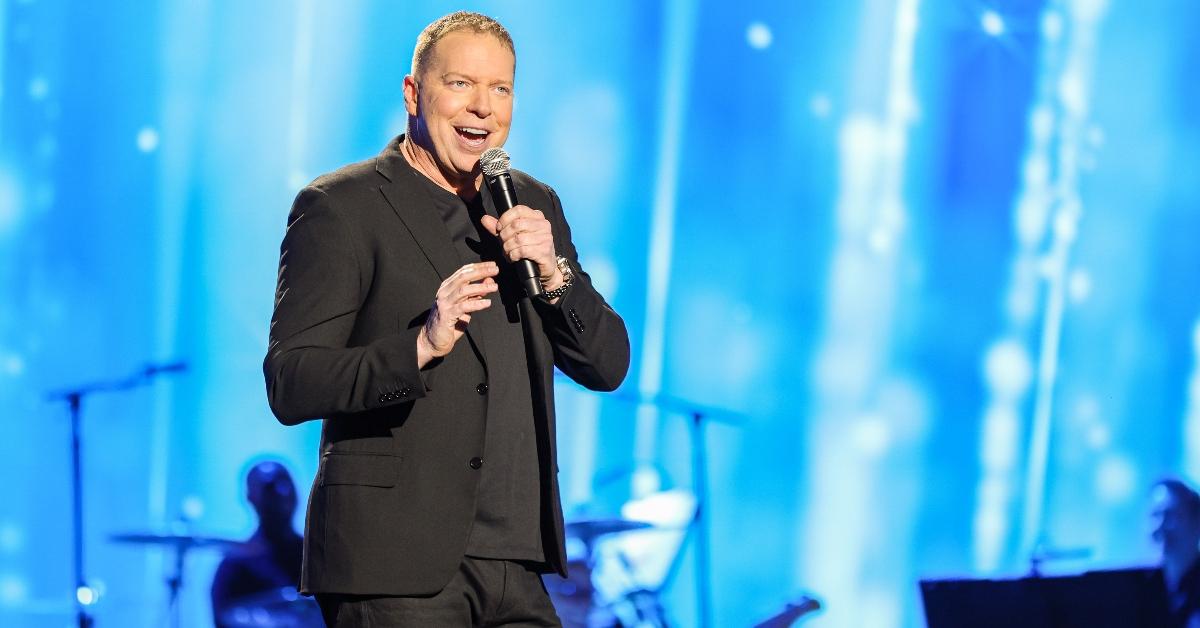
[110,531,242,550]
[565,518,653,545]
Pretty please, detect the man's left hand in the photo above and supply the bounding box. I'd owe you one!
[480,206,563,290]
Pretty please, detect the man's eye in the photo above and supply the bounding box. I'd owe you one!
[450,80,469,88]
[495,86,512,96]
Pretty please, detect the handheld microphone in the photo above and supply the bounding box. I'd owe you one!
[479,147,544,298]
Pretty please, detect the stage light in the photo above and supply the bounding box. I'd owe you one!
[76,585,96,605]
[136,126,160,153]
[801,0,923,620]
[1085,423,1110,449]
[1022,154,1051,187]
[181,495,204,520]
[1058,72,1088,116]
[1030,106,1055,142]
[0,522,22,553]
[981,10,1005,37]
[28,77,48,101]
[1072,0,1108,23]
[1186,319,1200,480]
[984,340,1033,399]
[852,415,891,458]
[981,407,1019,468]
[1067,269,1090,303]
[0,574,28,604]
[1095,454,1135,504]
[746,22,772,50]
[0,170,19,236]
[1041,11,1063,42]
[810,93,832,118]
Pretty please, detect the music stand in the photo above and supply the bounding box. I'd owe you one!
[920,567,1170,628]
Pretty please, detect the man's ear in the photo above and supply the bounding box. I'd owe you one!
[402,75,419,116]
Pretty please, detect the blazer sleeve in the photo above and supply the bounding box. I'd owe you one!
[263,186,427,425]
[532,186,631,392]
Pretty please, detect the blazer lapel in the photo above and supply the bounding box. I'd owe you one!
[375,142,459,281]
[375,137,490,364]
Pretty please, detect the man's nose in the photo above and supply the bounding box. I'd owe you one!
[467,88,492,118]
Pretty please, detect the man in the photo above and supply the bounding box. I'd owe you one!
[211,461,318,627]
[1151,478,1200,628]
[263,10,629,627]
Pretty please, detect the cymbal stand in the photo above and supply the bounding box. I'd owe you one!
[643,409,712,628]
[685,410,712,628]
[165,528,193,628]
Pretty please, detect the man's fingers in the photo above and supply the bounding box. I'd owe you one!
[457,261,499,279]
[480,214,500,236]
[500,234,552,260]
[460,299,492,313]
[455,281,498,302]
[441,263,499,297]
[494,207,545,232]
[498,217,550,241]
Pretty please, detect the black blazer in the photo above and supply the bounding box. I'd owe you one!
[263,136,630,596]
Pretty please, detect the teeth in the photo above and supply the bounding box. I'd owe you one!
[459,127,487,135]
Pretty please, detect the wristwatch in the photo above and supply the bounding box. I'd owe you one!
[539,255,574,301]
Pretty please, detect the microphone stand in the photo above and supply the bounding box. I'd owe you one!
[46,361,187,628]
[609,388,743,628]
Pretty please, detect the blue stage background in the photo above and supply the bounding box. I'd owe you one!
[2,0,1199,626]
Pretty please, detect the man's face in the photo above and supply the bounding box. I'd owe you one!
[404,31,514,188]
[1151,485,1200,558]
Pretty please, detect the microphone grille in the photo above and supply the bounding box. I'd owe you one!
[479,147,511,177]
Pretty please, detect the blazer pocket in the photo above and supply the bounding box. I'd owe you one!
[319,452,402,488]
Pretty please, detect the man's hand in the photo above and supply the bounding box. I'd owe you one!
[480,206,563,291]
[417,262,500,368]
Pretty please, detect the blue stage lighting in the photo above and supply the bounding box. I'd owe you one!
[746,22,773,50]
[981,10,1006,37]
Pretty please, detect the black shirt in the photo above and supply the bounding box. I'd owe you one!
[416,176,545,563]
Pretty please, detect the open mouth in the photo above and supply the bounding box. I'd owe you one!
[454,126,489,148]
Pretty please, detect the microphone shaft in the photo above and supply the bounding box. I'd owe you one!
[485,172,544,298]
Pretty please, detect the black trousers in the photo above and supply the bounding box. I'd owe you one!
[316,557,562,627]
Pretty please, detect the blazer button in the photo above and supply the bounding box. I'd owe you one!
[476,383,488,395]
[468,457,483,470]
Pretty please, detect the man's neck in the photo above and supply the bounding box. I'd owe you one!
[399,135,480,200]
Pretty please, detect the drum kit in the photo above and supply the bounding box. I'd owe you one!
[544,489,696,628]
[54,366,819,627]
[111,513,677,628]
[545,498,821,628]
[544,517,660,628]
[108,532,321,628]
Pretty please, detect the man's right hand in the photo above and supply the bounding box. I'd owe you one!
[417,262,500,368]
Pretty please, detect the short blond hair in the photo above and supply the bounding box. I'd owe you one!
[411,11,515,77]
